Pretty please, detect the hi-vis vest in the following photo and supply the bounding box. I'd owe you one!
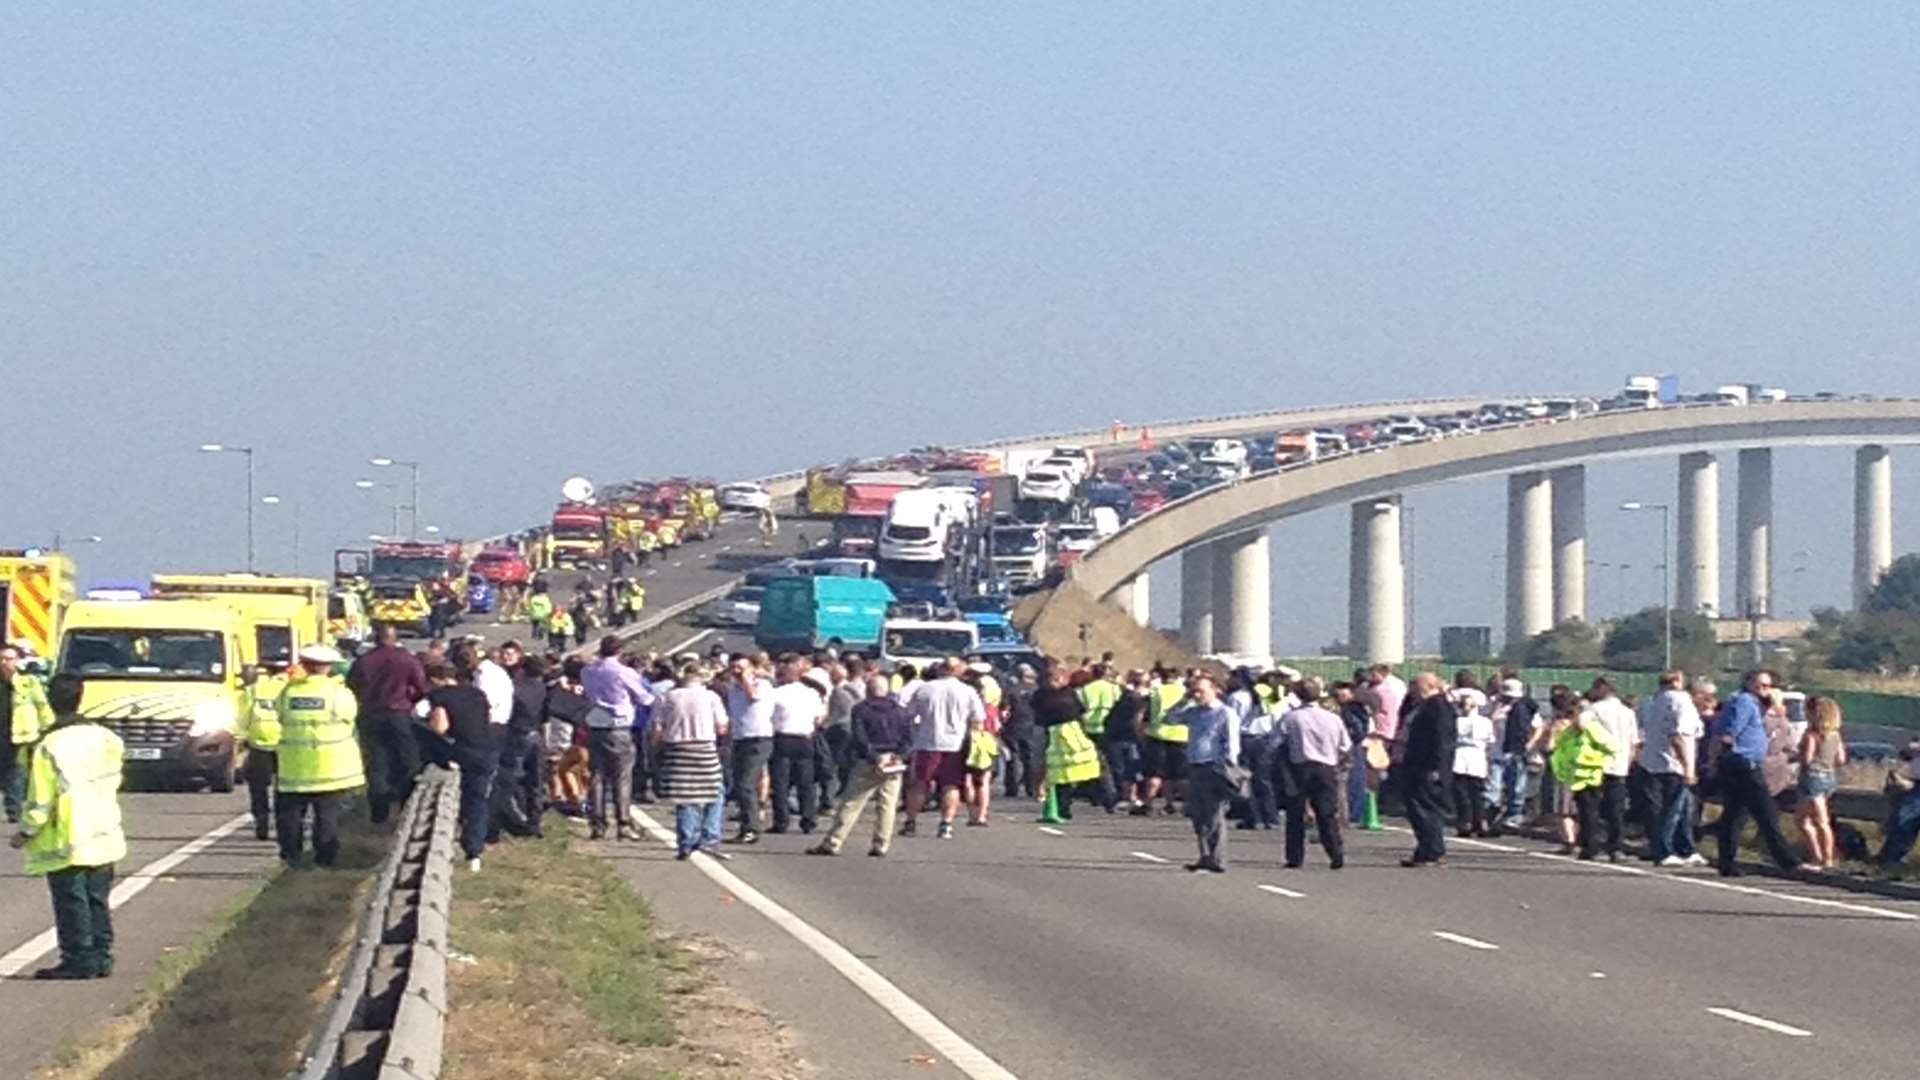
[275,676,364,794]
[8,675,50,746]
[528,593,554,623]
[1077,679,1118,737]
[245,673,289,751]
[1148,682,1190,744]
[22,721,126,875]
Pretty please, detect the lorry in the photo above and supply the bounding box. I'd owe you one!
[1622,374,1680,409]
[547,504,611,567]
[753,576,895,654]
[829,476,924,557]
[802,467,926,518]
[989,523,1049,583]
[57,596,253,791]
[1712,384,1750,407]
[0,549,77,661]
[149,574,330,671]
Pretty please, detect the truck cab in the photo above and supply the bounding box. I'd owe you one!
[990,524,1048,584]
[58,597,252,792]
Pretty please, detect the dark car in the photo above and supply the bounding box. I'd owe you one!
[1087,482,1136,520]
[1165,479,1197,500]
[1146,453,1172,473]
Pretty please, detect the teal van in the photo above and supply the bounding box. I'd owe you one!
[754,576,895,654]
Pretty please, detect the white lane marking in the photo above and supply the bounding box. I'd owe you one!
[671,561,683,568]
[1706,1007,1813,1037]
[1524,851,1918,922]
[0,812,252,978]
[720,545,732,552]
[1128,851,1169,864]
[1257,883,1307,899]
[1432,930,1501,951]
[1589,972,1607,979]
[631,810,1020,1079]
[663,628,716,655]
[1037,826,1065,836]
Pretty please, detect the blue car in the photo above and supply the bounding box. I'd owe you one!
[467,579,497,615]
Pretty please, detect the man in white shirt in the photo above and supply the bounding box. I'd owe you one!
[724,655,777,843]
[904,658,985,840]
[1582,678,1640,862]
[472,643,515,728]
[767,655,828,834]
[1637,670,1706,866]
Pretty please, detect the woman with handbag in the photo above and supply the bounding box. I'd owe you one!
[1177,673,1243,874]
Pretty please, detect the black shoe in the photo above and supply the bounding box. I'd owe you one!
[1128,804,1151,817]
[33,965,92,981]
[767,824,789,835]
[1329,858,1345,870]
[900,820,917,837]
[731,830,760,845]
[806,843,837,856]
[1284,862,1303,869]
[1718,865,1743,878]
[1236,822,1258,831]
[800,822,816,835]
[868,846,887,857]
[254,824,270,841]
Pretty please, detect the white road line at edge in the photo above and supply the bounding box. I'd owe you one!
[1706,1007,1813,1037]
[1432,930,1501,951]
[1524,850,1918,921]
[0,812,252,978]
[663,628,717,655]
[1037,826,1065,836]
[1129,851,1170,864]
[632,809,1020,1080]
[1257,883,1307,899]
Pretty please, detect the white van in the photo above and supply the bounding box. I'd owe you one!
[879,490,953,563]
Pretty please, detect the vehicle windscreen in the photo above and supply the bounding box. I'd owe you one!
[61,630,225,681]
[1024,470,1062,485]
[887,628,978,655]
[732,587,765,604]
[1057,527,1096,542]
[978,622,1018,643]
[371,555,448,579]
[888,524,933,541]
[550,522,603,540]
[373,583,420,600]
[256,625,294,667]
[327,596,348,619]
[992,530,1044,555]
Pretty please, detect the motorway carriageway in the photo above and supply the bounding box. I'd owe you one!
[616,799,1919,1080]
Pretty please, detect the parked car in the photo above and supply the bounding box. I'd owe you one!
[718,482,773,512]
[471,547,532,585]
[695,585,767,628]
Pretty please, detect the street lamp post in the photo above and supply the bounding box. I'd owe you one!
[51,533,103,552]
[1620,501,1672,670]
[370,457,421,539]
[260,495,301,572]
[199,443,256,571]
[356,479,402,538]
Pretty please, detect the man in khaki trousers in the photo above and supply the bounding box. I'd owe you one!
[810,676,912,858]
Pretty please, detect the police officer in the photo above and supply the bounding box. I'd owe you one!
[275,645,365,867]
[2,643,51,823]
[11,673,125,979]
[242,666,286,841]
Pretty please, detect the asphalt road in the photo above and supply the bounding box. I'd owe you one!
[0,790,269,1068]
[607,798,1919,1080]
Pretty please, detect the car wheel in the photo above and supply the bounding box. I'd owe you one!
[207,752,237,794]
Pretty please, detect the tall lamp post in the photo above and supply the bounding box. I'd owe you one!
[260,495,300,572]
[1620,501,1672,670]
[51,533,103,552]
[370,457,421,539]
[355,479,402,538]
[199,443,256,571]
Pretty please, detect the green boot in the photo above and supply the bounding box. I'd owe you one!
[1362,791,1383,831]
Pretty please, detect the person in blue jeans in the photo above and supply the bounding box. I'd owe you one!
[1485,679,1539,829]
[1876,738,1920,867]
[651,664,731,859]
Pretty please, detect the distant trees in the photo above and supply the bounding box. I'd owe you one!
[1600,606,1718,674]
[1508,619,1603,668]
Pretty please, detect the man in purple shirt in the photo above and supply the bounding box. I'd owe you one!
[581,636,653,840]
[346,624,428,824]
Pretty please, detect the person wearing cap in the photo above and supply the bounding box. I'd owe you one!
[1487,678,1540,831]
[275,644,364,867]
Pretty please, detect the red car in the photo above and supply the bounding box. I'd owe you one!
[471,548,532,585]
[1132,488,1168,515]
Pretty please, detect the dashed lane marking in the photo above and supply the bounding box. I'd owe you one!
[0,812,252,978]
[1037,826,1065,836]
[1257,883,1307,899]
[1432,930,1501,951]
[631,810,1022,1079]
[1525,850,1918,921]
[1706,1007,1812,1037]
[1128,851,1169,864]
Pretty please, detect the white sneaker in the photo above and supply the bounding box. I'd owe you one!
[467,858,482,873]
[1685,853,1709,867]
[1657,855,1687,867]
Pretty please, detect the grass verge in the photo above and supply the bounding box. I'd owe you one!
[40,813,389,1080]
[446,829,804,1080]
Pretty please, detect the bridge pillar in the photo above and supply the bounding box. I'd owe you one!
[1506,471,1553,646]
[1180,544,1215,654]
[1349,498,1405,663]
[1117,571,1151,627]
[1854,445,1893,608]
[1737,448,1773,618]
[1677,452,1721,616]
[1216,531,1271,660]
[1550,465,1587,625]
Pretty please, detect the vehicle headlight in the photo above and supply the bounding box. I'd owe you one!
[189,700,239,738]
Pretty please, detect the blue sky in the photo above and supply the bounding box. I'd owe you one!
[4,5,1917,651]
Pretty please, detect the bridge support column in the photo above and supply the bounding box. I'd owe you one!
[1550,465,1586,625]
[1180,544,1215,654]
[1737,448,1773,618]
[1117,571,1151,628]
[1216,531,1270,660]
[1854,445,1893,608]
[1506,472,1553,646]
[1677,452,1720,616]
[1349,499,1404,663]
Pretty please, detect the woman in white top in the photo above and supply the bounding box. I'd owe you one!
[1450,677,1496,838]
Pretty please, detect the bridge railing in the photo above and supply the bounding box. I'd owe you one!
[290,767,458,1080]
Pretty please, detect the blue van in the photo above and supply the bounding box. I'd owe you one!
[754,576,896,654]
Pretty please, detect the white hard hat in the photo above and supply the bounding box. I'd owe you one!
[1500,678,1525,697]
[299,644,345,667]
